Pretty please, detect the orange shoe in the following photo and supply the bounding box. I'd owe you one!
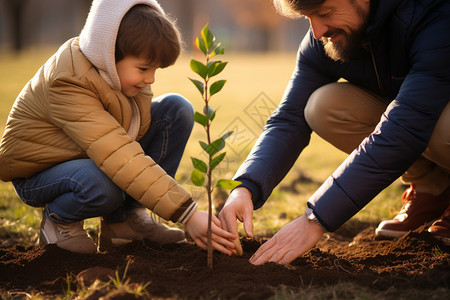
[375,185,450,238]
[428,206,450,246]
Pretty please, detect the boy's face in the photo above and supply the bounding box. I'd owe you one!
[116,56,159,97]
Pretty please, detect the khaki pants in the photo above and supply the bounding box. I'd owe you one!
[304,82,450,195]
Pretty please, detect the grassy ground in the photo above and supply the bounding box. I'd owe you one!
[0,47,404,244]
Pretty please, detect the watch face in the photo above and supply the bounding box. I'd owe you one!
[305,208,316,221]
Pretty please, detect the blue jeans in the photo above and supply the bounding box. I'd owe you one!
[12,93,194,224]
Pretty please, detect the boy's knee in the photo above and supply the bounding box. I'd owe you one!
[165,93,194,118]
[157,93,194,130]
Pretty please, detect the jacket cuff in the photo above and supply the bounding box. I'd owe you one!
[170,198,198,224]
[307,176,360,232]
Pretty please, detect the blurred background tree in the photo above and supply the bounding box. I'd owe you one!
[0,0,308,53]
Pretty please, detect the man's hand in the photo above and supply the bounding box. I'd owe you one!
[185,210,236,256]
[249,215,324,265]
[218,187,254,255]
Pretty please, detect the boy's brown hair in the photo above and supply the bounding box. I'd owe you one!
[115,4,181,67]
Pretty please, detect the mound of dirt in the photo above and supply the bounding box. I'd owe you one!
[0,227,449,299]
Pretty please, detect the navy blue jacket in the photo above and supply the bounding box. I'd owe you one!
[233,0,450,231]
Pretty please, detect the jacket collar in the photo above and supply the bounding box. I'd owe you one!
[366,0,402,37]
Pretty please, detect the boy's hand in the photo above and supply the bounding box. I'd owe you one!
[185,210,236,256]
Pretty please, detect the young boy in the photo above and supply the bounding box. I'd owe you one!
[0,0,236,255]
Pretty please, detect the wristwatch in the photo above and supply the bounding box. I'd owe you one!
[304,208,326,231]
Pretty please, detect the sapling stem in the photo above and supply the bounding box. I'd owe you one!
[189,24,241,269]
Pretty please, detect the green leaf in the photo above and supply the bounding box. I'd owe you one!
[195,36,207,55]
[191,169,205,186]
[210,152,226,171]
[206,138,225,156]
[199,141,208,152]
[216,179,241,190]
[207,61,228,77]
[193,112,208,126]
[190,59,207,79]
[222,131,233,141]
[191,157,207,173]
[209,110,216,121]
[189,78,204,96]
[211,45,225,57]
[210,80,226,97]
[201,23,214,49]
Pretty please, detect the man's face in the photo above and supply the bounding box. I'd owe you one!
[303,0,370,62]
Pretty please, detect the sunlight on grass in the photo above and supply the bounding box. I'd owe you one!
[0,49,404,244]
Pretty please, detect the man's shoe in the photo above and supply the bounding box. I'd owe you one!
[39,211,97,254]
[375,185,450,238]
[98,208,186,251]
[428,206,450,246]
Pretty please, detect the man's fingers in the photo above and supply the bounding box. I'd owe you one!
[233,236,243,256]
[218,213,227,230]
[223,212,239,236]
[278,249,298,265]
[243,215,254,238]
[249,238,277,265]
[211,215,222,227]
[250,249,272,265]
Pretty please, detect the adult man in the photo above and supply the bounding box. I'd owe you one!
[219,0,450,265]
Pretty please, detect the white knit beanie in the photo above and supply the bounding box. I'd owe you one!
[79,0,164,90]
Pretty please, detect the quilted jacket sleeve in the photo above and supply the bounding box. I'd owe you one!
[47,73,192,222]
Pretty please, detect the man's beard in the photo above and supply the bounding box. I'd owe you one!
[320,1,368,62]
[320,26,366,62]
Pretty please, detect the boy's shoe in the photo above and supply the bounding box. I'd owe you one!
[375,185,450,238]
[98,208,186,251]
[39,211,97,254]
[428,206,450,246]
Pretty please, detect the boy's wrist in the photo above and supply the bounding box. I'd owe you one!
[176,201,198,225]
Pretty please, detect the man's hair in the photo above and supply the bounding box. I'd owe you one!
[115,4,181,67]
[273,0,326,18]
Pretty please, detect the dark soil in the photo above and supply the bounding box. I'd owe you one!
[0,222,449,299]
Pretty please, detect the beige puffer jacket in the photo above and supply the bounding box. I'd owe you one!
[0,37,193,222]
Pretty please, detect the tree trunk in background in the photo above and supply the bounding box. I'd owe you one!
[3,0,28,52]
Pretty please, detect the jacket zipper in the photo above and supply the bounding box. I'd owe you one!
[368,42,384,95]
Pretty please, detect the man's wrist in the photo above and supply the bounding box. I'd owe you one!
[304,208,327,232]
[233,186,252,199]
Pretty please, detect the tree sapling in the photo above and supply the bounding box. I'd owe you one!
[189,24,242,268]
